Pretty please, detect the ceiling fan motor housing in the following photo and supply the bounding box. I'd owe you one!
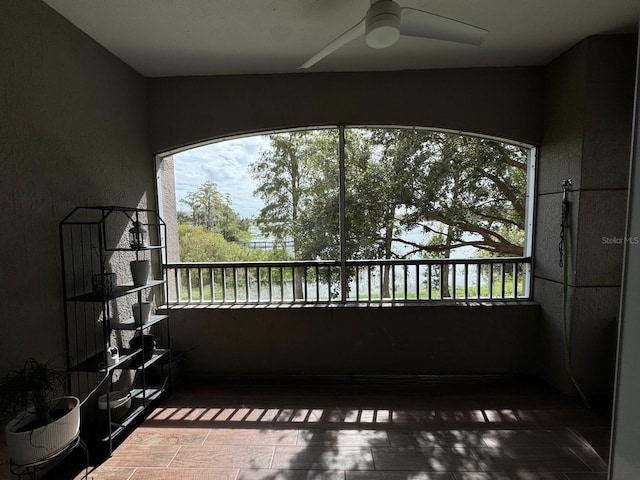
[365,0,401,49]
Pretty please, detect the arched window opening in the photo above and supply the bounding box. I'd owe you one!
[158,126,535,304]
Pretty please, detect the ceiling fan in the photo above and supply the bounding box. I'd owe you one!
[299,0,488,69]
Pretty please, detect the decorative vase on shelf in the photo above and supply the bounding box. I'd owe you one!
[130,333,156,361]
[92,272,117,297]
[130,260,150,286]
[132,302,152,325]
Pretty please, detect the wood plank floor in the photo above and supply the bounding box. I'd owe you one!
[50,375,611,480]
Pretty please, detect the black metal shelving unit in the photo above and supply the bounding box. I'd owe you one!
[59,206,171,458]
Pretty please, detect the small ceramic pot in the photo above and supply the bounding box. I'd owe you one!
[130,260,150,287]
[132,301,152,325]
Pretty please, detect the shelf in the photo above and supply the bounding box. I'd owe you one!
[66,280,166,302]
[111,314,168,331]
[71,348,141,373]
[130,386,166,402]
[141,349,170,369]
[61,206,170,458]
[101,404,145,442]
[119,349,169,370]
[107,245,164,252]
[73,348,169,373]
[101,387,166,442]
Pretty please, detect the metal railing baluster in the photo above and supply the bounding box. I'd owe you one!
[257,267,261,302]
[244,266,249,302]
[279,266,284,302]
[222,268,227,303]
[391,264,396,301]
[489,264,494,299]
[174,268,181,303]
[404,264,408,300]
[210,268,215,302]
[466,263,470,299]
[451,262,456,299]
[233,269,238,302]
[291,266,296,302]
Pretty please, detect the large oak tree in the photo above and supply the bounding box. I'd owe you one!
[250,127,528,296]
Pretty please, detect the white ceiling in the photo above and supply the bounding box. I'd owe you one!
[43,0,639,77]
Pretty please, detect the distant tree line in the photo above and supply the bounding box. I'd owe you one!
[177,181,289,262]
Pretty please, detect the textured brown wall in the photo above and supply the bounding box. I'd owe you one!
[169,303,539,376]
[0,1,153,373]
[534,35,637,399]
[147,67,544,154]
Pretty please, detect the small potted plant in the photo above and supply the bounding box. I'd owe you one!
[0,358,80,466]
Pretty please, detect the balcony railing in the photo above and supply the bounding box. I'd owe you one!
[166,257,532,305]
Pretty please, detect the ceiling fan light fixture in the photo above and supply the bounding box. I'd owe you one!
[365,1,401,49]
[299,0,488,69]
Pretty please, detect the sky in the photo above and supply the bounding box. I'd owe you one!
[173,135,268,218]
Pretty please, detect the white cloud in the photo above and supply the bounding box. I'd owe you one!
[174,135,270,218]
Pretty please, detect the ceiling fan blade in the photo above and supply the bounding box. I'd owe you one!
[400,8,488,46]
[299,18,366,69]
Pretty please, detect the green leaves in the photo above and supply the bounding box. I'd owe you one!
[250,127,527,263]
[178,224,290,262]
[250,130,340,261]
[179,127,528,272]
[0,358,67,427]
[354,129,527,258]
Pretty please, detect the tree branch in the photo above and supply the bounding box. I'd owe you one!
[424,213,523,255]
[477,170,525,218]
[393,236,522,256]
[498,145,527,171]
[467,208,523,228]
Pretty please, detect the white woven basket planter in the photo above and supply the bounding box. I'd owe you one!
[5,396,80,466]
